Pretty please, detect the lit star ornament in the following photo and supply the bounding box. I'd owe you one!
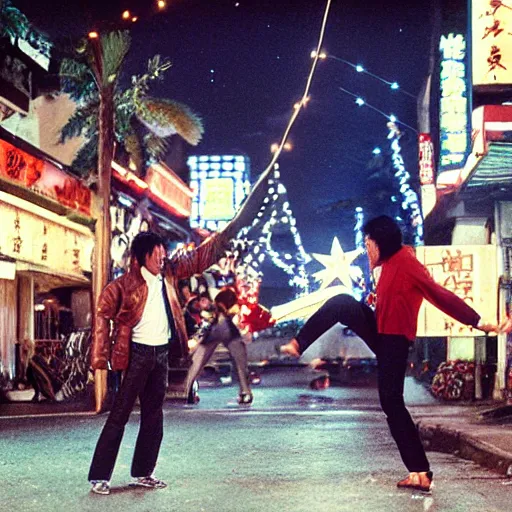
[311,237,364,290]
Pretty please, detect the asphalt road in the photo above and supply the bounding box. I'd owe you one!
[1,376,510,512]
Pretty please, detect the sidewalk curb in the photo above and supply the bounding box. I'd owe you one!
[417,420,512,477]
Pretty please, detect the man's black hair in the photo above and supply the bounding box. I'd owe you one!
[363,215,403,262]
[131,231,165,268]
[214,287,238,311]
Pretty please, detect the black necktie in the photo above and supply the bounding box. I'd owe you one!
[161,279,175,342]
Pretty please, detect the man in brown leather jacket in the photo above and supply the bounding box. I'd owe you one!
[88,230,230,495]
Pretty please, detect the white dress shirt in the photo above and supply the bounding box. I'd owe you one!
[131,266,171,346]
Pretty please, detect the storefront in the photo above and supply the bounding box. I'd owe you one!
[0,133,94,402]
[111,160,194,276]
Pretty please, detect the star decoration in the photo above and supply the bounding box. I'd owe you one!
[311,237,364,290]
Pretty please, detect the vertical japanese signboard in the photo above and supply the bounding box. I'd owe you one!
[439,32,471,172]
[472,0,512,86]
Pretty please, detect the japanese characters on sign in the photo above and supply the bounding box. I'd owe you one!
[472,0,512,86]
[419,133,435,185]
[0,192,94,274]
[439,33,470,172]
[0,139,91,216]
[416,245,497,337]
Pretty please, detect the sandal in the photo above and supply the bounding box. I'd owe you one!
[397,471,433,492]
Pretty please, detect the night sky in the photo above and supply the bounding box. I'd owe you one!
[12,0,432,256]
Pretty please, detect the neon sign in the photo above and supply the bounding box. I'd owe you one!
[439,33,470,171]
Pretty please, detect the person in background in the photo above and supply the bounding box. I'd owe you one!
[281,215,497,492]
[88,230,231,495]
[184,286,253,405]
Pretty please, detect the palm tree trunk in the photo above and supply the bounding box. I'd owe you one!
[93,85,115,413]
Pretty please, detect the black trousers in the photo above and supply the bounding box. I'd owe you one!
[296,294,430,473]
[88,342,169,482]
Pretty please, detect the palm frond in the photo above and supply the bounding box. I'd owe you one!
[123,131,144,175]
[131,55,172,105]
[59,58,97,101]
[70,135,99,177]
[143,132,170,161]
[0,1,30,40]
[136,98,204,146]
[59,101,99,143]
[100,30,131,86]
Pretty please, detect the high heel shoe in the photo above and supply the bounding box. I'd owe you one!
[397,471,433,492]
[238,393,253,405]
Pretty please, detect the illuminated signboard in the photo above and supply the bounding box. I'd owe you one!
[188,154,250,231]
[418,133,435,185]
[0,138,92,216]
[472,0,512,86]
[202,177,235,220]
[439,33,470,172]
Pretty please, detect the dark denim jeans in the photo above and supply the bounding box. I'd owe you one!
[295,294,430,473]
[88,342,169,482]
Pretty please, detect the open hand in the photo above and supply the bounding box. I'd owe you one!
[476,320,499,334]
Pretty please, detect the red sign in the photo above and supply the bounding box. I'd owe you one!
[145,163,193,218]
[419,133,435,185]
[0,139,91,216]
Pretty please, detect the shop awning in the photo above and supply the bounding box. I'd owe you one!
[464,142,512,190]
[16,261,90,293]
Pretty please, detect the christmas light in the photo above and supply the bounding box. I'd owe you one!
[122,10,130,20]
[157,0,167,9]
[338,86,418,133]
[88,31,99,39]
[314,51,416,99]
[388,125,424,246]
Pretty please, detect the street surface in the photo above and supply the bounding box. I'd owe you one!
[1,374,510,512]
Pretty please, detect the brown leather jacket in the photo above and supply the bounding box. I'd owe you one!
[91,232,230,371]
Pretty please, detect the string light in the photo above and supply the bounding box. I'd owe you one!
[227,0,333,298]
[388,125,424,246]
[336,88,423,245]
[88,31,99,39]
[122,10,130,20]
[312,50,416,99]
[238,166,312,296]
[338,86,418,133]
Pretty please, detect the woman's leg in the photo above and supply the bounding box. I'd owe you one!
[294,294,378,354]
[184,341,220,393]
[225,337,251,395]
[377,334,430,474]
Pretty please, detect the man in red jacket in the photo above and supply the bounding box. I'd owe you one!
[281,215,497,492]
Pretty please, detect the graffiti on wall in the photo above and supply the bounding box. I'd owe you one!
[416,245,497,337]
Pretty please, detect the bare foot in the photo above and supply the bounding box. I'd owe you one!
[280,338,300,358]
[309,358,326,369]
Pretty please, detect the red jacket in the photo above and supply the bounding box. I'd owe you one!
[375,246,481,341]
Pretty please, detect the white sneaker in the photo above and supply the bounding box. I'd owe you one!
[90,480,110,495]
[129,475,167,489]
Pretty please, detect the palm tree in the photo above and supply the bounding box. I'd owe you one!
[58,30,204,411]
